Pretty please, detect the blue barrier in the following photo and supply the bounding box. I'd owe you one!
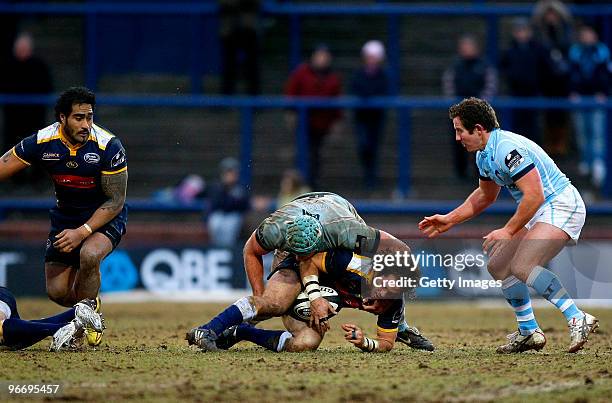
[2,197,612,218]
[1,93,611,196]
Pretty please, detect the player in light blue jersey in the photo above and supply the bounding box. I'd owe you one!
[419,97,599,353]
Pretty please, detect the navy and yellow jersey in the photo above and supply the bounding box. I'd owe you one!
[13,122,127,214]
[272,249,402,332]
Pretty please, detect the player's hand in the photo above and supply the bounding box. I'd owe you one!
[310,297,336,334]
[53,227,89,253]
[418,214,453,238]
[482,228,513,257]
[342,323,364,347]
[362,299,389,315]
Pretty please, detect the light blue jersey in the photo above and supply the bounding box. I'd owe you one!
[476,129,570,203]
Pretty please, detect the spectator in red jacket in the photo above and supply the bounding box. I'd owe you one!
[285,45,342,188]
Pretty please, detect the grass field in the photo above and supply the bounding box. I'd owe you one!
[1,300,611,402]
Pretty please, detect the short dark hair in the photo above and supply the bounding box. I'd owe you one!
[448,97,500,133]
[54,87,95,121]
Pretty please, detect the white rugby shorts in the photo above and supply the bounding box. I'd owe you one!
[525,184,586,243]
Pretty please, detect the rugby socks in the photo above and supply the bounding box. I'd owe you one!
[2,319,65,349]
[31,308,76,325]
[201,297,257,336]
[235,323,292,352]
[527,266,584,322]
[398,321,409,333]
[501,276,540,335]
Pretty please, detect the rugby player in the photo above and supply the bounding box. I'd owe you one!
[0,286,103,351]
[239,192,431,350]
[419,97,598,353]
[0,87,127,346]
[187,237,417,353]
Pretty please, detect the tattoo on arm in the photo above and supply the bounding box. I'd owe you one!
[2,150,12,163]
[100,171,128,212]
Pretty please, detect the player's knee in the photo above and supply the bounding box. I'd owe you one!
[284,333,321,352]
[79,247,106,271]
[46,286,72,307]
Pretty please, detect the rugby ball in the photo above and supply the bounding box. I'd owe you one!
[289,286,343,322]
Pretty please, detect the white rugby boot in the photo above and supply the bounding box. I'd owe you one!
[568,312,599,353]
[496,329,546,354]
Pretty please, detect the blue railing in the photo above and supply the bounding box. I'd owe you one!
[2,2,611,94]
[0,94,611,196]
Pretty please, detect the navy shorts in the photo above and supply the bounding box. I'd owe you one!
[45,205,128,268]
[0,286,19,319]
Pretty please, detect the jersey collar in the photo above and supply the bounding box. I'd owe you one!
[482,128,500,159]
[58,125,91,156]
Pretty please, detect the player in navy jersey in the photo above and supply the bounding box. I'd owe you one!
[419,97,598,353]
[0,87,127,346]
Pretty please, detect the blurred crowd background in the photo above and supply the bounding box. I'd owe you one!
[0,0,611,247]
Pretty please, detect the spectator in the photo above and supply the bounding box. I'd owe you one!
[277,169,311,207]
[532,0,573,156]
[500,18,546,143]
[285,45,342,188]
[2,33,52,149]
[219,0,261,95]
[569,25,610,189]
[207,158,250,247]
[351,40,390,189]
[442,34,497,179]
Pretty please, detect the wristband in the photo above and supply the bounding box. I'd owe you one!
[358,337,379,352]
[303,275,321,302]
[82,223,93,234]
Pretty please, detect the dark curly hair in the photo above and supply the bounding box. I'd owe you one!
[54,87,95,121]
[448,97,500,133]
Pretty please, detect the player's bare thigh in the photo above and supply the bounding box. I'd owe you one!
[254,268,302,319]
[510,222,570,282]
[487,227,528,280]
[281,314,323,352]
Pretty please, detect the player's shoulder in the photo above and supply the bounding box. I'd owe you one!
[34,122,61,144]
[91,124,120,151]
[493,129,528,158]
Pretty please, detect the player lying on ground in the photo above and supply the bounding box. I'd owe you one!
[0,286,104,351]
[241,192,433,350]
[187,237,419,353]
[419,97,598,353]
[0,87,128,346]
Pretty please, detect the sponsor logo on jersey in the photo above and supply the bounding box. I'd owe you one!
[84,153,100,164]
[505,149,524,173]
[110,149,125,168]
[42,152,61,161]
[66,161,79,169]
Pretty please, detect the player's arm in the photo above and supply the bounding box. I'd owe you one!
[0,148,30,181]
[299,253,336,334]
[419,179,500,238]
[53,170,128,253]
[342,323,396,352]
[502,168,544,236]
[244,232,271,297]
[482,168,543,256]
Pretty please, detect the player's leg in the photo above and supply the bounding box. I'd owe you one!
[487,227,545,353]
[45,262,78,307]
[74,233,113,302]
[511,222,598,352]
[187,268,302,351]
[215,315,321,353]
